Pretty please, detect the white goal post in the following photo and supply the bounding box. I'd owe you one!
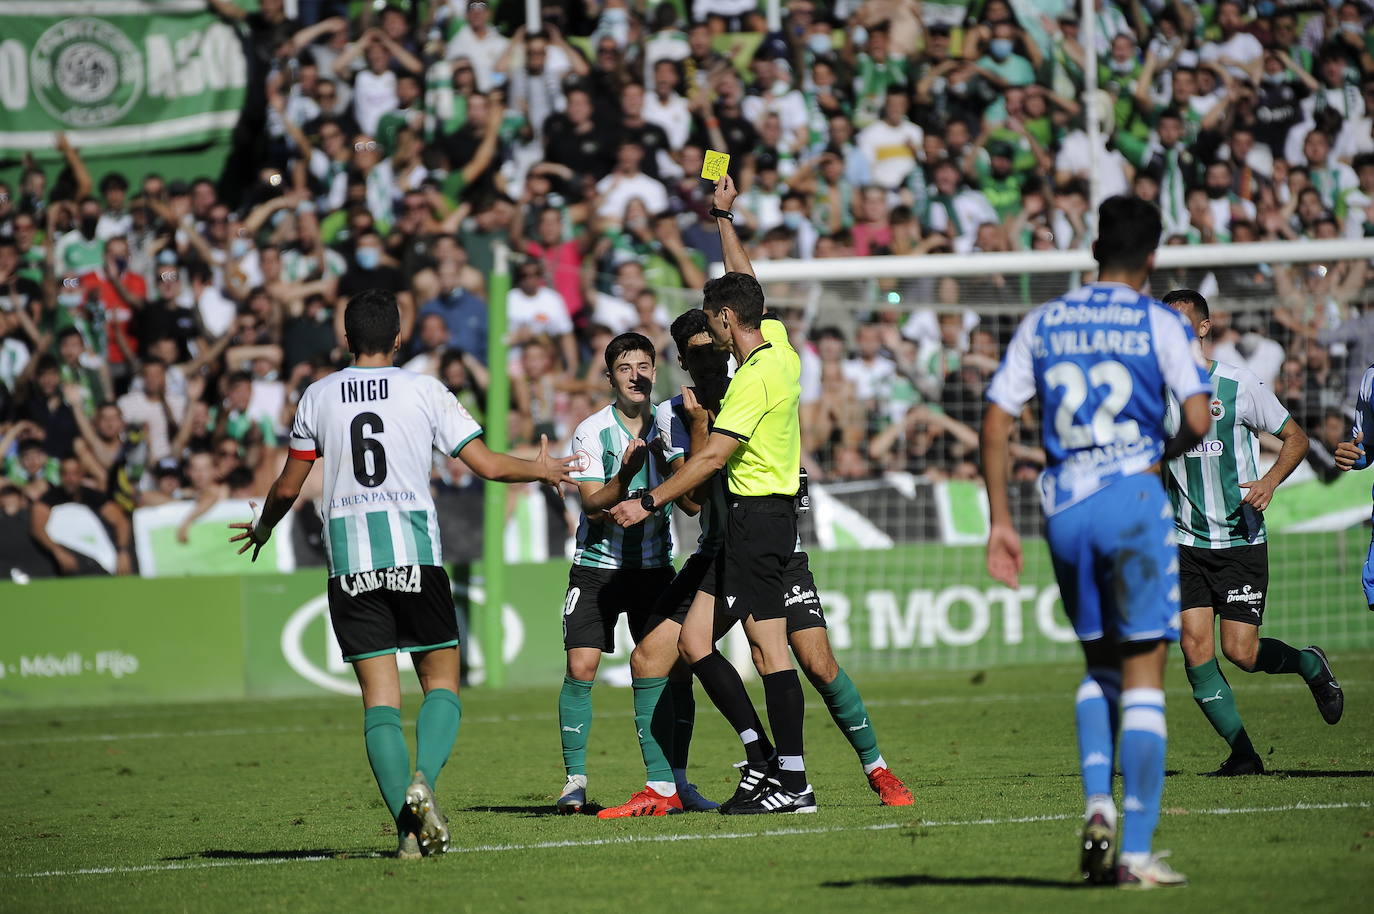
[716,238,1374,284]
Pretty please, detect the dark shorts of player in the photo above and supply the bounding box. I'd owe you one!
[327,564,458,662]
[648,550,724,627]
[1178,542,1269,625]
[563,565,676,652]
[648,549,827,635]
[722,494,801,622]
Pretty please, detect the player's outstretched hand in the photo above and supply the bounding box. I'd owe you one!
[608,498,650,529]
[713,173,738,212]
[1239,477,1278,511]
[1335,430,1364,471]
[536,434,579,489]
[986,522,1023,588]
[227,501,269,562]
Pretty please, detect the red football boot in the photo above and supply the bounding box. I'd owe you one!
[596,787,684,818]
[866,766,914,806]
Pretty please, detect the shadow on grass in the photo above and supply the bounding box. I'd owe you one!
[161,849,379,861]
[822,874,1074,890]
[458,803,605,817]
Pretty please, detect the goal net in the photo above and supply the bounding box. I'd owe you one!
[658,238,1374,671]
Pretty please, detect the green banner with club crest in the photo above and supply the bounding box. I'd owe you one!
[0,0,247,158]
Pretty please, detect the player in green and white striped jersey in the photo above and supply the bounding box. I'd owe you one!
[556,331,686,813]
[229,289,575,858]
[1161,290,1344,777]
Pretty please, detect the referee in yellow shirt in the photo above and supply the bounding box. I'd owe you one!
[611,175,812,814]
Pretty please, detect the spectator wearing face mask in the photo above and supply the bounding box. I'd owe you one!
[1214,312,1287,387]
[55,198,106,279]
[970,20,1039,124]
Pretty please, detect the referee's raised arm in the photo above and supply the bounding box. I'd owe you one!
[712,175,756,279]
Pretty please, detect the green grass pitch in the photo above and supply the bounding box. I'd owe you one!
[3,653,1372,913]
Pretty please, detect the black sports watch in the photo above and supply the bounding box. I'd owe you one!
[640,492,660,513]
[709,207,734,222]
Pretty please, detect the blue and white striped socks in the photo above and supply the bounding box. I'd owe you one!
[1075,668,1121,826]
[1119,687,1167,858]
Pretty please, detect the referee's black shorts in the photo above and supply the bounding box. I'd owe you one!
[721,494,798,622]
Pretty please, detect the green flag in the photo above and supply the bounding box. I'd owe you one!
[0,0,247,159]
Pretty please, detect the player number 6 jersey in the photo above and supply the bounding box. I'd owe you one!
[290,366,483,577]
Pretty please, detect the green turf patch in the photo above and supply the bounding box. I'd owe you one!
[2,655,1372,913]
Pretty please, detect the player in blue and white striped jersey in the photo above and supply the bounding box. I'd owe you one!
[1335,363,1374,611]
[982,196,1213,888]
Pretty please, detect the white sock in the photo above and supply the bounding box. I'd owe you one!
[565,774,587,789]
[647,780,677,797]
[1086,793,1117,830]
[862,755,888,776]
[1118,851,1149,868]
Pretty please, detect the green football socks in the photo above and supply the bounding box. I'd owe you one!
[632,676,675,786]
[818,668,882,767]
[559,675,594,777]
[1255,638,1321,680]
[1187,659,1256,758]
[669,679,695,772]
[363,705,411,819]
[415,688,462,788]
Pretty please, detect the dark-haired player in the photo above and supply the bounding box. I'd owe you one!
[983,196,1213,887]
[1160,289,1341,778]
[229,289,576,858]
[556,332,691,814]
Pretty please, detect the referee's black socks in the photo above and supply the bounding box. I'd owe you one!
[762,670,808,794]
[691,652,774,765]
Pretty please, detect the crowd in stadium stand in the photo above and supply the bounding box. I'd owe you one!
[1,0,1372,576]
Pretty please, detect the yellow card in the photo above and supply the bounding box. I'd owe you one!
[701,150,730,181]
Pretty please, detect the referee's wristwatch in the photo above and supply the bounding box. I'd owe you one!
[640,492,660,514]
[709,207,734,222]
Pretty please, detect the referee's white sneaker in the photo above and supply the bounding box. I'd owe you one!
[1116,851,1188,889]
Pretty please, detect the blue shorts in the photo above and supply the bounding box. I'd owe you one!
[1045,472,1182,644]
[1363,508,1374,608]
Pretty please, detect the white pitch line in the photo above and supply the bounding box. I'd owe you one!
[6,801,1367,879]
